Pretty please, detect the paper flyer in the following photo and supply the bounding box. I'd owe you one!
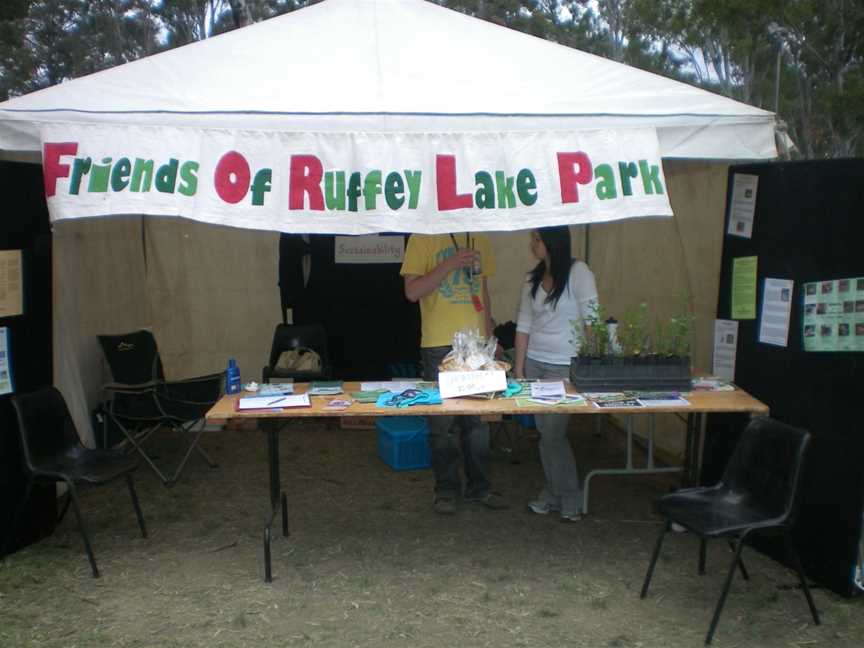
[727,173,758,238]
[802,276,864,352]
[0,327,13,395]
[0,250,23,317]
[731,256,758,320]
[758,278,794,347]
[713,319,739,381]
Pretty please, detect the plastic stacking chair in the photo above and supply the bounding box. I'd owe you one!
[8,387,147,578]
[97,330,222,487]
[640,416,820,644]
[262,324,331,383]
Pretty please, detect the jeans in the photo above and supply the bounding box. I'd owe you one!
[421,346,491,499]
[525,356,583,515]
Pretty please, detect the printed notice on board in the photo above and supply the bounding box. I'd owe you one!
[731,256,758,320]
[0,327,13,395]
[0,250,23,317]
[758,278,794,347]
[713,320,738,381]
[802,277,864,352]
[727,173,758,238]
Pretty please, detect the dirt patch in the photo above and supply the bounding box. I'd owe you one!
[1,417,860,647]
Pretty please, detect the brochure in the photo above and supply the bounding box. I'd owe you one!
[636,395,690,407]
[308,380,344,395]
[592,398,643,409]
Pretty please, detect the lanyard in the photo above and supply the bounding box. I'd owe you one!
[449,232,471,251]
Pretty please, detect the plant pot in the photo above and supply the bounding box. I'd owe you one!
[570,355,691,392]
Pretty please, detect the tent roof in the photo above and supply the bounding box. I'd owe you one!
[0,0,775,161]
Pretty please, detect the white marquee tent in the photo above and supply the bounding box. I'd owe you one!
[0,0,776,445]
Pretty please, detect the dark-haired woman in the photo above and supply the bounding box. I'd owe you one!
[514,227,598,522]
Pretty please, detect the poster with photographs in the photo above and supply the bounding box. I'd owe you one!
[802,277,864,352]
[0,327,12,395]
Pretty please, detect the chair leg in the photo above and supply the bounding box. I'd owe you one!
[705,533,747,644]
[65,481,99,578]
[2,476,34,558]
[57,490,72,525]
[125,474,148,538]
[784,531,820,625]
[728,538,749,580]
[699,538,707,575]
[641,519,670,598]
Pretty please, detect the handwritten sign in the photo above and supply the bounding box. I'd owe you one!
[438,370,506,399]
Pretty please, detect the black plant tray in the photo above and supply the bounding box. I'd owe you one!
[570,355,692,392]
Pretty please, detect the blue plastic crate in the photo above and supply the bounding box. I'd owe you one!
[377,416,430,470]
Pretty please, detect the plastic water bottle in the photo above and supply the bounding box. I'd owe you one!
[226,358,241,394]
[606,317,621,354]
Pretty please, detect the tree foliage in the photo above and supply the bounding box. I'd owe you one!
[0,0,861,157]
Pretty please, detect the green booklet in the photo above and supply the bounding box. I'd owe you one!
[308,380,343,395]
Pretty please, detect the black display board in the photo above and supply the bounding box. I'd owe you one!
[0,161,56,556]
[705,159,864,597]
[281,234,421,380]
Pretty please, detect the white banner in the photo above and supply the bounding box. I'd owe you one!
[40,124,673,234]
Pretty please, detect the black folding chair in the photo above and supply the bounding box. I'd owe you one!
[7,387,147,578]
[97,330,222,487]
[640,416,820,644]
[261,323,331,383]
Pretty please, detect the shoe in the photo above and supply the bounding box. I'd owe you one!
[560,511,583,522]
[528,489,561,515]
[527,499,560,515]
[467,492,509,510]
[433,496,456,515]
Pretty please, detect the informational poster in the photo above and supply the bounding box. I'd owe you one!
[727,173,758,238]
[0,249,23,317]
[334,235,404,264]
[802,277,864,352]
[731,256,758,320]
[0,327,13,395]
[758,278,794,347]
[713,319,739,381]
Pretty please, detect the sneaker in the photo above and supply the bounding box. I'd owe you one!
[560,511,583,522]
[528,489,561,515]
[467,492,509,510]
[433,496,457,515]
[527,499,560,515]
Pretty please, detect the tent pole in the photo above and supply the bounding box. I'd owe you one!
[584,224,591,266]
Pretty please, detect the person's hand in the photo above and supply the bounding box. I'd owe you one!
[442,248,479,272]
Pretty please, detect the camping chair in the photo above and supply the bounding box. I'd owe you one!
[7,387,147,578]
[97,330,222,487]
[640,416,820,645]
[262,324,332,383]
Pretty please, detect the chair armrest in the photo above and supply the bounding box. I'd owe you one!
[167,372,224,386]
[103,380,161,394]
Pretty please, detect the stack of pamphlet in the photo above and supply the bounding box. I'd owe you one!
[307,380,343,395]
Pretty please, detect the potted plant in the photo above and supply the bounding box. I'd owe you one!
[570,298,694,392]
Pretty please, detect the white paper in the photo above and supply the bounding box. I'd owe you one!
[727,173,758,238]
[238,393,310,409]
[0,327,12,395]
[360,380,420,392]
[637,396,690,407]
[759,278,794,347]
[713,319,739,381]
[438,370,506,399]
[530,381,566,399]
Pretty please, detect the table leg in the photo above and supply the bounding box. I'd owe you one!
[263,425,288,583]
